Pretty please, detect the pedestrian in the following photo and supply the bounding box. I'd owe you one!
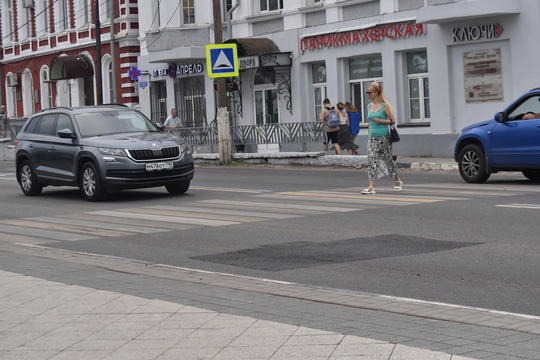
[320,98,341,155]
[164,108,183,136]
[361,82,403,194]
[345,102,360,143]
[0,105,7,138]
[336,102,359,155]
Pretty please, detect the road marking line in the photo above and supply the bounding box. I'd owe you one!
[190,186,270,194]
[149,205,301,219]
[87,210,240,227]
[0,223,96,241]
[200,199,362,212]
[30,216,167,234]
[496,203,540,209]
[275,191,442,203]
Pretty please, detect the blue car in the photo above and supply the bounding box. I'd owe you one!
[454,88,540,183]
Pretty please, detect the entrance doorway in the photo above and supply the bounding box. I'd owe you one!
[254,87,279,153]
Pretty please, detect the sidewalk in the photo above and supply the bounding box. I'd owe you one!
[1,241,539,360]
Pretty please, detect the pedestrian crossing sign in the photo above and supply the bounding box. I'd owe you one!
[205,43,239,78]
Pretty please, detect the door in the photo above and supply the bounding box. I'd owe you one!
[490,94,540,166]
[254,87,279,153]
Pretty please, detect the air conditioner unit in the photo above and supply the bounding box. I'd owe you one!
[22,0,34,8]
[6,74,18,87]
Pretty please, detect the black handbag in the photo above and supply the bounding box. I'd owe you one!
[388,124,400,143]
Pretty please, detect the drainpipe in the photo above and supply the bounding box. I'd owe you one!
[110,0,117,103]
[227,1,240,40]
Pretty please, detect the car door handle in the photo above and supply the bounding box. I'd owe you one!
[50,146,56,151]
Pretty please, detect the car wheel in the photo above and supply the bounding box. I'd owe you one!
[166,182,190,195]
[522,170,540,181]
[19,160,43,196]
[458,144,490,183]
[80,162,106,201]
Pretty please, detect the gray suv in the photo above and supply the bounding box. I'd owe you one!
[15,105,194,201]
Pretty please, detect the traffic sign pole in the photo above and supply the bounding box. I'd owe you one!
[212,0,231,164]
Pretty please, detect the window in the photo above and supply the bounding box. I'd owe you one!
[150,81,167,124]
[174,76,206,128]
[23,8,32,39]
[58,0,70,31]
[224,0,233,21]
[312,62,327,121]
[37,114,58,135]
[82,0,90,24]
[56,114,74,133]
[182,0,195,25]
[349,55,383,124]
[41,68,53,109]
[40,0,50,36]
[255,89,278,125]
[4,0,14,42]
[407,50,430,122]
[260,0,283,12]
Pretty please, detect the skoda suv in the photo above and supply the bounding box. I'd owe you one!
[15,105,194,201]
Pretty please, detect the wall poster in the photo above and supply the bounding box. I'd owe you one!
[463,49,503,102]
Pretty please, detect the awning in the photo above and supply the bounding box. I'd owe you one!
[224,38,280,56]
[50,54,94,81]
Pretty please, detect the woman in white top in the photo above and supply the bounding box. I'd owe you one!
[336,102,359,155]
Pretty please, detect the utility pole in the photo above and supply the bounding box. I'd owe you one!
[212,0,232,164]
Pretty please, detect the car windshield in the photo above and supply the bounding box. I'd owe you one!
[74,110,159,137]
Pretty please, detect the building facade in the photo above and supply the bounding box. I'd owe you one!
[59,0,537,157]
[1,0,140,119]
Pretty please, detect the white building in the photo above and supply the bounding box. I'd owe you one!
[137,0,537,156]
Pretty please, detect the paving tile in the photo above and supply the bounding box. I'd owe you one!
[270,344,337,358]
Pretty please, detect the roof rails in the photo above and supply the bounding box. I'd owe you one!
[41,106,73,112]
[40,104,129,113]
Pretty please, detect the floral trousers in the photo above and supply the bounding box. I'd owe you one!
[367,136,398,180]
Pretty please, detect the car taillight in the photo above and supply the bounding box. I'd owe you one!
[13,139,18,149]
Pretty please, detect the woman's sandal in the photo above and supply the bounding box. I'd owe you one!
[394,180,403,191]
[361,186,376,194]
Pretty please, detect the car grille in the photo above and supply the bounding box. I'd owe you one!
[107,163,194,179]
[127,146,180,161]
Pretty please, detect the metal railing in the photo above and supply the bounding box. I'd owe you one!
[174,122,327,152]
[7,118,326,151]
[7,118,27,142]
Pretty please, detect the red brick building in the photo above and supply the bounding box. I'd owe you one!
[1,0,139,118]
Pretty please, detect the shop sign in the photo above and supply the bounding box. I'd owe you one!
[300,22,425,52]
[151,63,204,78]
[463,49,503,102]
[239,55,259,70]
[453,23,503,43]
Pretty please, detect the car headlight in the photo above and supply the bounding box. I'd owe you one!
[98,147,127,157]
[180,143,190,154]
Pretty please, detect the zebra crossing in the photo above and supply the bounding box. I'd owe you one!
[0,183,538,245]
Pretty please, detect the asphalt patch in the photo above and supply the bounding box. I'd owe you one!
[192,235,482,271]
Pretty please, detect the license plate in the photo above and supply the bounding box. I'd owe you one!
[146,161,173,171]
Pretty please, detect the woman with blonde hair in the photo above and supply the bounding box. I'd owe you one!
[361,82,402,194]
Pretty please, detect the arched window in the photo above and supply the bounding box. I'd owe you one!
[102,55,114,103]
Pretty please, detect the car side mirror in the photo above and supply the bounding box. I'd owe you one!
[58,128,75,138]
[495,112,505,123]
[155,123,165,132]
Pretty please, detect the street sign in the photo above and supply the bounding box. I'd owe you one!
[205,44,239,78]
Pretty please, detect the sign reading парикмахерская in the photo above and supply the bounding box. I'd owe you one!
[300,22,426,52]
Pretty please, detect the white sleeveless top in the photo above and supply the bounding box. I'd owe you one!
[339,112,348,125]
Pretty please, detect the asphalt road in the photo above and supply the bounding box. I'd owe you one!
[1,163,540,317]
